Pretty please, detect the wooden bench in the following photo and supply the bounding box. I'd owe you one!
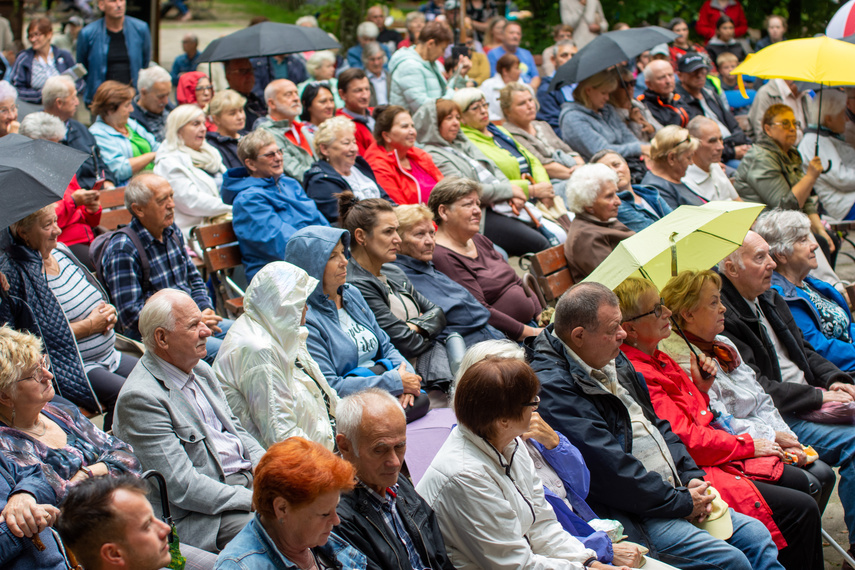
[98,187,132,230]
[194,222,246,318]
[525,244,574,307]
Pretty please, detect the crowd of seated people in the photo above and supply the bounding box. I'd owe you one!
[7,1,855,568]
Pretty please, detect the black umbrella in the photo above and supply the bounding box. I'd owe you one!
[199,22,341,63]
[551,26,678,91]
[0,134,87,230]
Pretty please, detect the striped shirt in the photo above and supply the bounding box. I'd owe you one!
[46,250,120,373]
[31,49,59,90]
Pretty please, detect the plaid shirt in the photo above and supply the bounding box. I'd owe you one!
[102,218,212,335]
[364,484,428,570]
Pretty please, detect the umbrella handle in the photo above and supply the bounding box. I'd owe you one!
[823,159,833,174]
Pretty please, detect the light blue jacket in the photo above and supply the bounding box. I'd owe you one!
[76,16,151,103]
[388,46,466,114]
[88,117,159,185]
[771,272,855,372]
[283,226,414,396]
[215,515,367,570]
[558,101,642,161]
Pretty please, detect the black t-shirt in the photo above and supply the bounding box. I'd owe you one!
[377,28,402,47]
[106,28,132,85]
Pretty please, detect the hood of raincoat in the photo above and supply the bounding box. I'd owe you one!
[242,261,318,351]
[283,225,351,309]
[413,98,470,150]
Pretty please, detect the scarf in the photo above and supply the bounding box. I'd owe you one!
[682,330,741,373]
[184,141,226,175]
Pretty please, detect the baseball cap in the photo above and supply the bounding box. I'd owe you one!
[693,487,733,540]
[678,53,711,73]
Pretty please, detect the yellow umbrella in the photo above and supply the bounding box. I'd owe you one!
[732,36,855,159]
[582,201,765,291]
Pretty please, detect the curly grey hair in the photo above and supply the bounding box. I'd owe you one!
[752,209,811,260]
[19,112,67,141]
[565,163,619,214]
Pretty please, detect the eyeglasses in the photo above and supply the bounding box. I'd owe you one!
[770,120,801,131]
[523,395,540,410]
[18,355,51,384]
[27,31,45,39]
[259,148,283,160]
[466,101,489,113]
[624,298,666,322]
[0,105,16,116]
[195,85,214,92]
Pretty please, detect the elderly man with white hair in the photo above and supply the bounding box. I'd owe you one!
[0,80,18,138]
[130,65,175,142]
[362,41,390,106]
[563,163,635,283]
[43,75,118,189]
[638,59,688,131]
[256,78,315,183]
[347,21,392,69]
[682,115,740,202]
[334,388,455,570]
[114,288,264,553]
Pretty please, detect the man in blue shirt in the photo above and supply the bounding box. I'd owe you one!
[537,39,577,137]
[170,33,201,86]
[487,20,540,89]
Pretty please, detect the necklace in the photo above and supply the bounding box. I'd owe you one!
[0,411,47,437]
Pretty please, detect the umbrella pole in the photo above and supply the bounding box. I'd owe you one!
[815,84,823,158]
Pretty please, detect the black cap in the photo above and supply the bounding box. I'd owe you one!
[678,53,710,73]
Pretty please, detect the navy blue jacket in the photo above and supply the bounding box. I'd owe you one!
[0,236,98,411]
[62,118,117,188]
[250,55,308,101]
[9,47,83,103]
[529,328,705,552]
[536,74,571,138]
[302,157,392,223]
[392,254,503,345]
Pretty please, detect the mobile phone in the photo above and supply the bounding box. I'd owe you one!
[451,44,470,60]
[92,177,106,191]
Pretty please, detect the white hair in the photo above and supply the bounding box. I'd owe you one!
[643,59,671,82]
[808,89,847,126]
[137,65,172,92]
[163,104,206,149]
[19,112,67,141]
[0,80,17,103]
[306,50,336,78]
[451,87,486,113]
[138,289,189,350]
[565,163,619,214]
[336,388,404,453]
[42,75,76,109]
[753,209,811,260]
[296,15,319,27]
[263,79,294,106]
[361,41,387,65]
[357,21,380,39]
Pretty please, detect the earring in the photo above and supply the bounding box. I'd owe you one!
[10,407,15,427]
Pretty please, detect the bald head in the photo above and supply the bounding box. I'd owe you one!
[644,60,675,97]
[265,79,302,122]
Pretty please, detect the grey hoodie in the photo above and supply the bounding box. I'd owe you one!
[413,100,514,208]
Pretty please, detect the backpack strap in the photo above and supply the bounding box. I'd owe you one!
[117,226,153,295]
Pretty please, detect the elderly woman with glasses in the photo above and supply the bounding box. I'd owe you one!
[0,80,19,137]
[0,327,141,500]
[176,71,216,131]
[734,104,834,256]
[753,209,855,373]
[615,276,826,570]
[417,353,631,570]
[10,17,82,104]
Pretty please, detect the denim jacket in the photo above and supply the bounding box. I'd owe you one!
[617,185,673,232]
[77,16,151,103]
[215,515,367,570]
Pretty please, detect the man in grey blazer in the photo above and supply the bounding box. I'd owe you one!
[114,288,265,553]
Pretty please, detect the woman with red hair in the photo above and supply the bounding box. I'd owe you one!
[216,437,367,569]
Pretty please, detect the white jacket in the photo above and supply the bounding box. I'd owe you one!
[416,425,597,570]
[153,147,231,239]
[798,131,855,220]
[213,262,340,450]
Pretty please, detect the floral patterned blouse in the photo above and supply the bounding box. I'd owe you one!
[0,400,141,498]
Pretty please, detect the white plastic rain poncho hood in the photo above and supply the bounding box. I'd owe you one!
[213,261,340,450]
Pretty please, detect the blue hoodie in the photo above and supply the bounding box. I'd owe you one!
[222,167,329,282]
[283,226,413,396]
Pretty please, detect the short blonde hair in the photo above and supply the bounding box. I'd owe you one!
[0,327,43,393]
[11,204,55,239]
[661,269,722,328]
[313,116,355,159]
[499,82,535,115]
[395,204,433,235]
[650,125,698,163]
[306,50,336,79]
[614,277,658,322]
[209,89,247,118]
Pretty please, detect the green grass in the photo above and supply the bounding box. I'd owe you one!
[186,0,308,24]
